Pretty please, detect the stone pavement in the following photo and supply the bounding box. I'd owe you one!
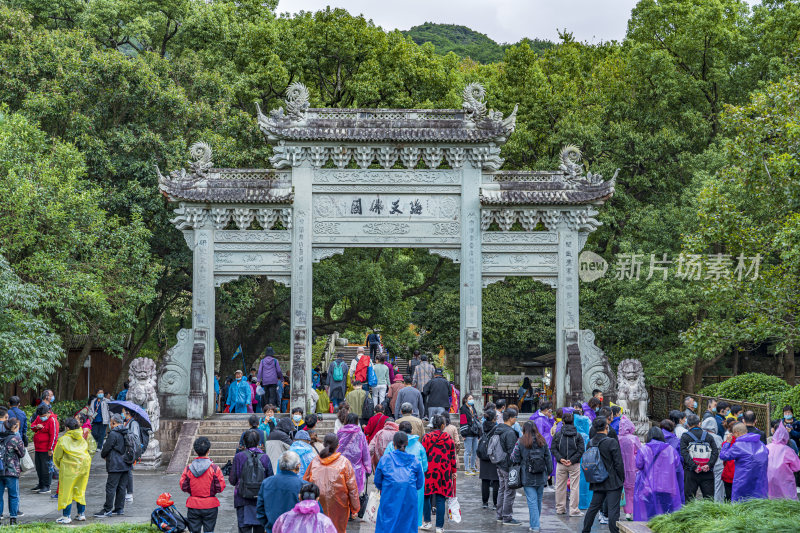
[10,453,616,532]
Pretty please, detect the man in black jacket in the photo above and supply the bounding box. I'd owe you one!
[495,408,521,526]
[679,414,719,502]
[581,417,625,533]
[422,368,451,425]
[551,412,585,516]
[93,414,132,518]
[743,410,767,444]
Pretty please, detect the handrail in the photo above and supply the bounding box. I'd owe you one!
[321,332,339,371]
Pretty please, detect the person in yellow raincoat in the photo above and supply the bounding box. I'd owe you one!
[53,418,96,524]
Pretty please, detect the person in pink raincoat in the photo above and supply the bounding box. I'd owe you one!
[766,422,800,500]
[336,414,372,495]
[719,422,769,501]
[273,482,336,533]
[618,416,642,518]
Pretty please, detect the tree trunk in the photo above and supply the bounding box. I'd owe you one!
[731,347,740,376]
[683,352,726,393]
[66,337,94,400]
[784,345,796,385]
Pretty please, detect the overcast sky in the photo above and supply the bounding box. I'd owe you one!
[277,0,760,44]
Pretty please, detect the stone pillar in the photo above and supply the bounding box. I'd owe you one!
[556,222,579,407]
[290,160,313,412]
[190,217,215,418]
[460,159,483,408]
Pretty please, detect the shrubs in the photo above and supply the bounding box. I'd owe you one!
[648,498,800,533]
[698,373,790,403]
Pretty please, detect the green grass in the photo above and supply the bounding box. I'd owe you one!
[0,523,152,532]
[648,499,800,533]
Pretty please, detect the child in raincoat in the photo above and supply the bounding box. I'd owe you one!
[272,482,336,533]
[53,418,96,523]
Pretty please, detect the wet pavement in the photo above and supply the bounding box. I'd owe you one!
[8,453,615,532]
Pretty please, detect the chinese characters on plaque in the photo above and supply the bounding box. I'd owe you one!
[613,253,761,281]
[345,197,427,217]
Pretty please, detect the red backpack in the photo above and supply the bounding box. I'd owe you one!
[354,356,370,383]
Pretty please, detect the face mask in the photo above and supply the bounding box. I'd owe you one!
[293,415,302,423]
[50,396,55,403]
[97,393,104,399]
[467,399,474,406]
[594,407,599,413]
[711,406,716,412]
[693,401,698,409]
[41,415,49,421]
[251,377,257,383]
[785,414,794,421]
[236,377,242,382]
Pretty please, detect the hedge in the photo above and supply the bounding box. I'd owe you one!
[698,373,790,403]
[648,498,800,533]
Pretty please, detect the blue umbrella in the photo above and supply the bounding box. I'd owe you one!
[108,400,152,429]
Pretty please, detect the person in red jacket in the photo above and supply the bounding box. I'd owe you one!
[180,437,226,533]
[721,418,737,501]
[31,403,59,494]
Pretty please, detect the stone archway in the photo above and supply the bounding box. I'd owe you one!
[156,83,617,418]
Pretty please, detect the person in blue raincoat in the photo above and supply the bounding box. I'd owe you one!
[227,370,253,413]
[574,413,593,509]
[374,431,425,533]
[384,421,427,528]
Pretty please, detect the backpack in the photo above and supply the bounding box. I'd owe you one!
[355,356,370,383]
[367,365,378,387]
[581,439,609,483]
[332,361,345,382]
[686,429,712,468]
[526,444,548,474]
[140,427,150,452]
[239,450,266,500]
[0,436,12,472]
[151,505,188,533]
[361,391,375,421]
[476,426,495,462]
[487,432,507,465]
[123,430,142,465]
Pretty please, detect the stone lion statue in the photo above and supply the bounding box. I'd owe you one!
[616,359,649,436]
[127,357,162,467]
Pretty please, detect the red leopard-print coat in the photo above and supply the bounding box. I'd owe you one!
[421,430,457,497]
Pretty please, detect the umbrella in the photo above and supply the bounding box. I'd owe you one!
[108,400,152,429]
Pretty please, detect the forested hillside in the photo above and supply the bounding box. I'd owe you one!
[403,22,553,63]
[1,0,798,392]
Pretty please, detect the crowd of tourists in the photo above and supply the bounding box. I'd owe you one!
[2,352,800,533]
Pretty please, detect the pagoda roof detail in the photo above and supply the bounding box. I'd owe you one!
[480,147,617,206]
[156,143,292,204]
[257,82,517,145]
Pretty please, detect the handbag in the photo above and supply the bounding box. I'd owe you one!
[447,497,462,523]
[364,490,380,524]
[367,365,377,387]
[20,449,34,472]
[508,462,523,490]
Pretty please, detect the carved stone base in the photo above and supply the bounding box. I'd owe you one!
[578,330,617,403]
[159,329,193,419]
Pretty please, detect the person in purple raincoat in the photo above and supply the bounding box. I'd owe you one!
[530,402,555,476]
[336,414,372,496]
[230,429,274,531]
[660,419,681,455]
[766,422,800,500]
[633,427,683,521]
[718,422,769,501]
[618,416,642,519]
[582,391,602,422]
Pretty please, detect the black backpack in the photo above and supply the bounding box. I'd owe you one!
[361,391,375,421]
[476,426,495,462]
[140,427,150,451]
[0,436,12,472]
[122,430,142,465]
[151,505,188,533]
[526,444,548,474]
[239,450,266,500]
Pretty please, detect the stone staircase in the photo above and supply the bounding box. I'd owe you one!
[183,413,339,468]
[331,345,410,379]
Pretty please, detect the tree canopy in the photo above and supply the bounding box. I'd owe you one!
[1,0,799,395]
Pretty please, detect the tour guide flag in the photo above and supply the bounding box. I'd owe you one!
[232,345,242,361]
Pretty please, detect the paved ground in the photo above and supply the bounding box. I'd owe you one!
[8,453,617,532]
